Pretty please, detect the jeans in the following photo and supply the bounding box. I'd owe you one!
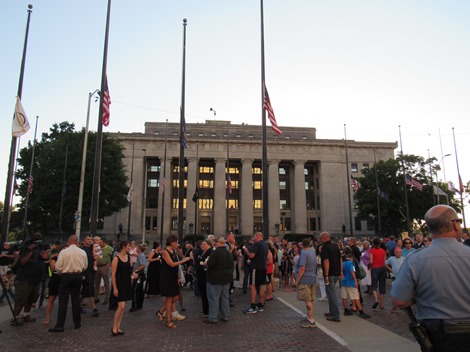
[206,282,230,322]
[325,275,340,319]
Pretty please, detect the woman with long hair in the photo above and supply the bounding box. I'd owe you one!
[155,235,190,329]
[111,240,132,336]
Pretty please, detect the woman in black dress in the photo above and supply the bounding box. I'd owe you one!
[111,240,132,336]
[145,242,161,296]
[156,235,190,329]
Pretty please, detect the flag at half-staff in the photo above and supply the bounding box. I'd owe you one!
[12,96,30,137]
[263,84,282,137]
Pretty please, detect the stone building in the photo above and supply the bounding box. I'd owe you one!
[104,120,396,242]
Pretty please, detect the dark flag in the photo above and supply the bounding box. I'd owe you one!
[378,187,389,201]
[180,108,187,149]
[192,187,199,203]
[263,84,282,136]
[102,77,111,127]
[405,175,423,191]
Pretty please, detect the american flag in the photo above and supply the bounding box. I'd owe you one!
[459,175,465,193]
[161,177,166,193]
[350,176,359,193]
[448,181,457,192]
[264,84,282,137]
[27,175,33,194]
[102,77,111,127]
[405,175,423,191]
[227,175,232,194]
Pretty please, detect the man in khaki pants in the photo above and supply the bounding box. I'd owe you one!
[93,237,113,305]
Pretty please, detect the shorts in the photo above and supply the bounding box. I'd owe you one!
[341,286,359,300]
[81,271,96,298]
[250,269,267,286]
[14,280,40,306]
[297,284,316,302]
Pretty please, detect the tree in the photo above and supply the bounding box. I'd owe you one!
[13,122,128,238]
[355,153,460,236]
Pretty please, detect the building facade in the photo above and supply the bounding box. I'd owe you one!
[104,120,396,241]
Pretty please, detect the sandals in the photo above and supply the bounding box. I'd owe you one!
[156,311,163,322]
[166,322,176,329]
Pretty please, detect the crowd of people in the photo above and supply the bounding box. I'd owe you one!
[1,206,469,349]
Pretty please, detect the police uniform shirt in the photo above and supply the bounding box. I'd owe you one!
[56,245,88,274]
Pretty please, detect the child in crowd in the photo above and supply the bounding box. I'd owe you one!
[341,253,371,319]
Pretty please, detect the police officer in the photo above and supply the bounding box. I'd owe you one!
[391,205,470,351]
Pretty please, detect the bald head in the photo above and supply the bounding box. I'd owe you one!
[425,205,461,238]
[254,232,263,241]
[68,235,79,245]
[319,231,331,243]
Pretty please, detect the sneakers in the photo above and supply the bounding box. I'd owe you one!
[301,320,317,328]
[172,311,186,321]
[257,303,265,312]
[325,316,341,322]
[344,310,353,316]
[360,312,371,319]
[21,315,36,323]
[318,297,328,302]
[243,307,257,314]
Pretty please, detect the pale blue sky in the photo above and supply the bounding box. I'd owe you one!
[1,1,470,208]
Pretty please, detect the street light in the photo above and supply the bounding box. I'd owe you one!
[75,89,100,240]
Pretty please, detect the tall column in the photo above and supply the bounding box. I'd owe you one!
[186,157,198,235]
[213,159,226,235]
[268,159,280,236]
[293,160,308,233]
[160,158,172,237]
[241,158,254,236]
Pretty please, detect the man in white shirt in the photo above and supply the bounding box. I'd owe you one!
[49,235,87,333]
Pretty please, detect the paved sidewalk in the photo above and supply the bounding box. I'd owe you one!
[0,283,420,352]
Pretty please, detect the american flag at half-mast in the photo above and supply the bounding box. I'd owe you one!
[448,181,457,192]
[263,84,282,137]
[350,176,359,193]
[27,175,33,194]
[227,175,232,194]
[102,77,111,127]
[405,175,423,191]
[161,177,166,193]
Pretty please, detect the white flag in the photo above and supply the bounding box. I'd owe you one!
[12,96,30,137]
[127,184,133,202]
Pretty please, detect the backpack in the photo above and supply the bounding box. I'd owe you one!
[354,259,366,280]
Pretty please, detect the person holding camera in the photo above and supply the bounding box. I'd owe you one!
[12,233,45,326]
[391,205,470,351]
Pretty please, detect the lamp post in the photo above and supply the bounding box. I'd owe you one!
[75,89,100,240]
[142,148,147,243]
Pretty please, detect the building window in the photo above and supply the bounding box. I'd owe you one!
[279,181,286,190]
[152,217,158,230]
[253,199,262,209]
[253,167,262,174]
[362,163,369,171]
[150,165,160,172]
[354,217,361,231]
[285,136,290,140]
[154,131,160,135]
[172,198,187,209]
[200,166,214,174]
[253,181,262,189]
[200,198,213,210]
[280,200,287,210]
[236,134,241,138]
[302,136,308,140]
[172,132,178,136]
[279,167,286,175]
[148,179,158,188]
[309,218,317,231]
[227,199,238,209]
[171,217,177,230]
[211,133,216,137]
[351,163,358,173]
[248,134,254,139]
[305,181,309,190]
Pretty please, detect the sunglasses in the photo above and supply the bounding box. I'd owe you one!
[404,242,412,245]
[451,219,463,224]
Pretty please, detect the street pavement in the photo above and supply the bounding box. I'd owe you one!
[0,280,420,352]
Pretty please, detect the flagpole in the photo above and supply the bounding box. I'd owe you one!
[428,149,436,205]
[260,0,269,239]
[399,126,412,236]
[90,0,111,235]
[452,127,466,229]
[127,143,135,240]
[344,125,353,237]
[226,121,230,233]
[22,115,38,239]
[178,18,188,243]
[75,90,100,240]
[58,144,69,242]
[159,120,168,245]
[194,145,199,239]
[373,149,382,235]
[1,4,33,245]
